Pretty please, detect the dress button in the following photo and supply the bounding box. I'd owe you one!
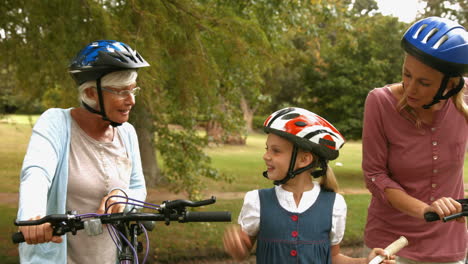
[290,250,297,256]
[433,155,438,160]
[431,127,436,132]
[430,197,435,201]
[432,141,438,146]
[291,215,298,221]
[291,231,298,237]
[432,184,437,188]
[433,169,438,173]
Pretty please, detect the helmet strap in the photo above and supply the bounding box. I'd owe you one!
[268,145,324,185]
[82,78,122,127]
[272,145,299,185]
[423,75,464,109]
[311,158,328,178]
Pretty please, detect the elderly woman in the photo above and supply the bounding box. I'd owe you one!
[362,17,468,263]
[17,40,149,263]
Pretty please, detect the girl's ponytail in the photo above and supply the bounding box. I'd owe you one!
[320,165,339,193]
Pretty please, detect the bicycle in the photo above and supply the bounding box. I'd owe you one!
[12,195,231,264]
[424,198,468,222]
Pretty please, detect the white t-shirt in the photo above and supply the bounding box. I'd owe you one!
[67,119,131,264]
[238,181,347,245]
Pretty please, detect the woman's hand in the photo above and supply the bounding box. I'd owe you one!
[223,225,253,261]
[97,189,128,214]
[366,248,395,264]
[19,216,63,244]
[424,197,464,223]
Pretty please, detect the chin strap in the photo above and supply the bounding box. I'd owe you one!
[262,145,328,186]
[423,75,464,109]
[82,78,122,127]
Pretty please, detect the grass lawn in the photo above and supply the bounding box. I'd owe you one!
[0,115,467,263]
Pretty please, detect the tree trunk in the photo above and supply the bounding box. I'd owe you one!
[206,120,224,144]
[132,106,163,187]
[206,119,246,145]
[240,96,254,133]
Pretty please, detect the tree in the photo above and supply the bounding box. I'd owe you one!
[0,0,282,197]
[419,0,467,27]
[257,1,406,139]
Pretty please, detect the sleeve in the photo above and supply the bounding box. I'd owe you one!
[238,190,260,237]
[362,89,405,206]
[124,123,147,202]
[330,193,346,245]
[17,109,63,220]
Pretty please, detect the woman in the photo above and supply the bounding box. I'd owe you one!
[17,40,149,263]
[362,17,468,263]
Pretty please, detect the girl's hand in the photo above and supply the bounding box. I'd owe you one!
[97,189,127,214]
[424,197,464,223]
[19,216,63,244]
[223,225,253,261]
[367,248,395,264]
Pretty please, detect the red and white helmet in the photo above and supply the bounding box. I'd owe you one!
[263,107,345,160]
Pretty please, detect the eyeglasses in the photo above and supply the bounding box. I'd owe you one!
[101,86,141,97]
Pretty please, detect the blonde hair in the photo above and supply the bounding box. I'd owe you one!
[78,70,138,108]
[397,77,468,126]
[308,153,339,192]
[319,165,339,193]
[453,83,468,122]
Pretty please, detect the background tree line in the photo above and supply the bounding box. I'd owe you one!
[0,0,466,197]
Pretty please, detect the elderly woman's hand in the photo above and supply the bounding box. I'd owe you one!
[19,216,63,244]
[97,189,128,214]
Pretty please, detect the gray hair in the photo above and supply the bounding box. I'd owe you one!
[78,70,138,108]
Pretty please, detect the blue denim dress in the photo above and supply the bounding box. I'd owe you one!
[256,187,335,264]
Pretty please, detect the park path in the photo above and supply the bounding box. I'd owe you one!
[4,184,468,207]
[0,187,372,208]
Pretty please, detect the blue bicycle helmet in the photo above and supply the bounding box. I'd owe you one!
[69,40,150,126]
[401,17,468,108]
[69,40,150,85]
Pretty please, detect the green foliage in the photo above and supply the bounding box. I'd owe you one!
[1,0,459,196]
[419,0,467,27]
[0,0,282,196]
[302,14,406,139]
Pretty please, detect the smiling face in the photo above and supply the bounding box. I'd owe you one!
[85,83,137,124]
[263,134,293,182]
[262,133,314,182]
[101,84,137,124]
[401,54,445,109]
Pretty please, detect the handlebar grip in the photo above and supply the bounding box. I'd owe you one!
[12,232,25,244]
[184,211,231,222]
[424,212,440,222]
[15,214,70,226]
[424,212,466,222]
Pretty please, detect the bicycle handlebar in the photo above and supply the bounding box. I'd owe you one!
[424,199,468,222]
[161,196,216,210]
[12,196,231,244]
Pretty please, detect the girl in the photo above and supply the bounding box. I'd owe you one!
[224,107,394,264]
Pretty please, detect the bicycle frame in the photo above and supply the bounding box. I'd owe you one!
[13,196,231,264]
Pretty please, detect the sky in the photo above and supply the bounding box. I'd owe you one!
[375,0,426,23]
